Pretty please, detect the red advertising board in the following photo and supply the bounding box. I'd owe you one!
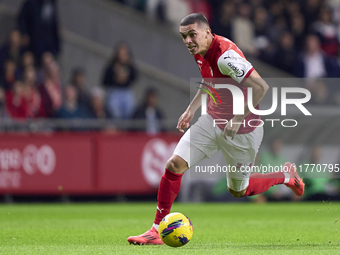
[0,132,181,195]
[0,133,94,194]
[97,133,180,194]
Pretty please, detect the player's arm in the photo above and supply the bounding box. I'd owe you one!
[176,80,206,133]
[234,70,269,121]
[217,50,269,139]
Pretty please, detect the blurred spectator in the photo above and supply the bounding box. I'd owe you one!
[167,0,212,30]
[306,79,331,105]
[332,83,340,105]
[18,0,61,63]
[267,2,286,44]
[253,7,269,41]
[253,7,272,62]
[146,0,167,22]
[166,0,190,31]
[114,0,340,76]
[286,1,301,17]
[56,85,87,119]
[135,0,148,12]
[22,66,44,117]
[0,59,17,91]
[117,0,147,12]
[5,80,28,119]
[187,0,212,23]
[249,0,264,9]
[102,42,137,119]
[0,88,6,119]
[253,7,268,40]
[259,138,287,174]
[70,67,91,112]
[290,13,306,51]
[267,1,285,23]
[39,52,62,117]
[210,1,235,40]
[88,87,112,119]
[312,7,339,56]
[301,0,323,30]
[268,15,288,45]
[17,51,35,80]
[329,0,340,30]
[293,34,340,78]
[0,30,25,70]
[300,146,337,200]
[232,3,257,56]
[272,31,297,74]
[5,66,44,120]
[132,87,164,134]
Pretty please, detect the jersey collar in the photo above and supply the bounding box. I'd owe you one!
[203,34,217,60]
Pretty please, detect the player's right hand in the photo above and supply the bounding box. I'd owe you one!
[176,110,193,133]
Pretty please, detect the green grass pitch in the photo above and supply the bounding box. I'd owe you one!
[0,202,339,254]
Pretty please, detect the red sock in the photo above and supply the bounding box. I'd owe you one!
[244,172,285,196]
[154,169,183,224]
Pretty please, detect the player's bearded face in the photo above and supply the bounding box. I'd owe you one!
[179,23,209,56]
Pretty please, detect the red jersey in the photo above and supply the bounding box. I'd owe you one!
[5,90,29,119]
[194,34,260,134]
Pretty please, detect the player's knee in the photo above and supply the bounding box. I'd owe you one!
[228,187,246,198]
[165,159,182,174]
[165,155,188,174]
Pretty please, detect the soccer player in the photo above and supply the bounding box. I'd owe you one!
[127,13,304,245]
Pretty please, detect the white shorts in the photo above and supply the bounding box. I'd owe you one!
[174,114,263,191]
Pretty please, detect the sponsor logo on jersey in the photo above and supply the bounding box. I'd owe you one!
[227,62,245,77]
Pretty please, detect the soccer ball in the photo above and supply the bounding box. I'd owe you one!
[158,212,193,247]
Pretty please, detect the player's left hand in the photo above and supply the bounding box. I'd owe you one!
[223,116,243,140]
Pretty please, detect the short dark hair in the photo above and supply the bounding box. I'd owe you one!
[180,13,209,27]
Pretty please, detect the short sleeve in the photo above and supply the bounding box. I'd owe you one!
[217,50,254,84]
